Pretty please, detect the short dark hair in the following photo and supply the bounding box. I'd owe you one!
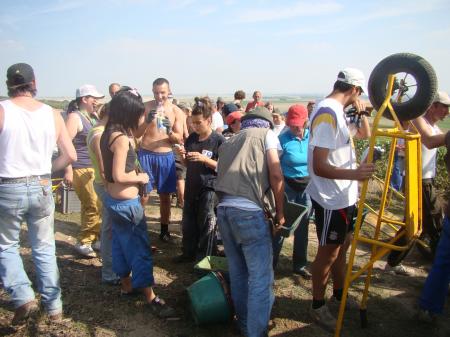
[106,87,145,132]
[153,78,170,87]
[333,80,354,93]
[234,90,245,100]
[8,83,36,98]
[192,96,212,119]
[66,99,79,114]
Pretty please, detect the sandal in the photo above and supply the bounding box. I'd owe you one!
[148,296,177,318]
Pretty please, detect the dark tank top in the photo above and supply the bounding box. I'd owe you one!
[72,111,95,169]
[100,127,137,183]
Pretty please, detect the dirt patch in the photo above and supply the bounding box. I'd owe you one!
[1,193,449,337]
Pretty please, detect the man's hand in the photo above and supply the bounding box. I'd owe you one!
[353,163,375,180]
[174,144,186,156]
[138,172,149,184]
[353,98,367,115]
[145,110,157,124]
[272,213,285,235]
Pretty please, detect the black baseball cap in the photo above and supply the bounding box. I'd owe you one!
[7,63,35,88]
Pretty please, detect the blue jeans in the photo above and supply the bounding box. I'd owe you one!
[104,195,154,289]
[217,206,274,337]
[419,216,450,314]
[272,181,312,270]
[93,183,119,283]
[0,180,62,315]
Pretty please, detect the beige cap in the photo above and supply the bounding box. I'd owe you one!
[433,91,450,106]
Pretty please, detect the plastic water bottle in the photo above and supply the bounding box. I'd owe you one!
[156,102,165,133]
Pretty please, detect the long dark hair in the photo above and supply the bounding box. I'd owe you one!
[105,86,145,134]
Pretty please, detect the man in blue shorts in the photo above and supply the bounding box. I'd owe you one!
[135,78,184,242]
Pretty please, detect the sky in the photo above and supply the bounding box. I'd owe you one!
[1,0,450,99]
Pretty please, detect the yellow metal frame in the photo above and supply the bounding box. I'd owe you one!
[334,75,423,336]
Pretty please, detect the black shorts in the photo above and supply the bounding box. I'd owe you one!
[175,159,186,180]
[311,199,356,246]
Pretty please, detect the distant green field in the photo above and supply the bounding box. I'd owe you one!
[267,99,450,131]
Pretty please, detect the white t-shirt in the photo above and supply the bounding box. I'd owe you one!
[218,128,281,210]
[305,98,358,210]
[421,118,442,179]
[211,111,224,131]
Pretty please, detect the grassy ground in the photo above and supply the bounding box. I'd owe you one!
[1,190,449,337]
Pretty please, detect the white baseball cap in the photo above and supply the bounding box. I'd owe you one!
[337,68,368,94]
[76,84,104,99]
[433,91,450,106]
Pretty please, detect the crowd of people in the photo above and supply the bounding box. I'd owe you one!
[0,62,449,337]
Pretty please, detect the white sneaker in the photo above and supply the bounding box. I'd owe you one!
[309,304,336,332]
[385,263,414,276]
[92,240,101,252]
[75,243,96,257]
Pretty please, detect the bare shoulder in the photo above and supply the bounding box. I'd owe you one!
[144,100,156,112]
[412,116,430,133]
[172,104,184,119]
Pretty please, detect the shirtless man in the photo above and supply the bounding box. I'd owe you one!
[135,78,184,242]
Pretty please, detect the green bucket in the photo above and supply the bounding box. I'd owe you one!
[187,271,233,325]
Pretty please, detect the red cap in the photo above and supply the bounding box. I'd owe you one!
[226,111,243,125]
[286,104,308,127]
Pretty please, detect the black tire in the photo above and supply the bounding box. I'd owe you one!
[368,53,437,121]
[386,230,414,266]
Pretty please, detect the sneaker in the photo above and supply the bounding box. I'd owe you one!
[74,243,96,258]
[92,240,101,252]
[102,278,121,286]
[159,230,171,243]
[148,296,177,319]
[293,266,312,280]
[328,295,359,311]
[11,300,39,326]
[385,263,414,276]
[309,304,336,332]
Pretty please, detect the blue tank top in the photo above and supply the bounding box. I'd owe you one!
[72,111,95,169]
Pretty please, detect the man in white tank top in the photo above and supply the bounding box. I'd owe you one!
[413,91,450,257]
[0,63,76,325]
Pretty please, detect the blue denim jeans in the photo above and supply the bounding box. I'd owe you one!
[104,195,154,289]
[0,180,62,315]
[419,216,450,314]
[217,206,274,337]
[93,183,119,283]
[390,151,404,192]
[272,182,312,270]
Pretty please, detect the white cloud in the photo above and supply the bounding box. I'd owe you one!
[35,0,86,15]
[352,0,449,24]
[198,6,217,16]
[168,0,197,10]
[237,1,342,23]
